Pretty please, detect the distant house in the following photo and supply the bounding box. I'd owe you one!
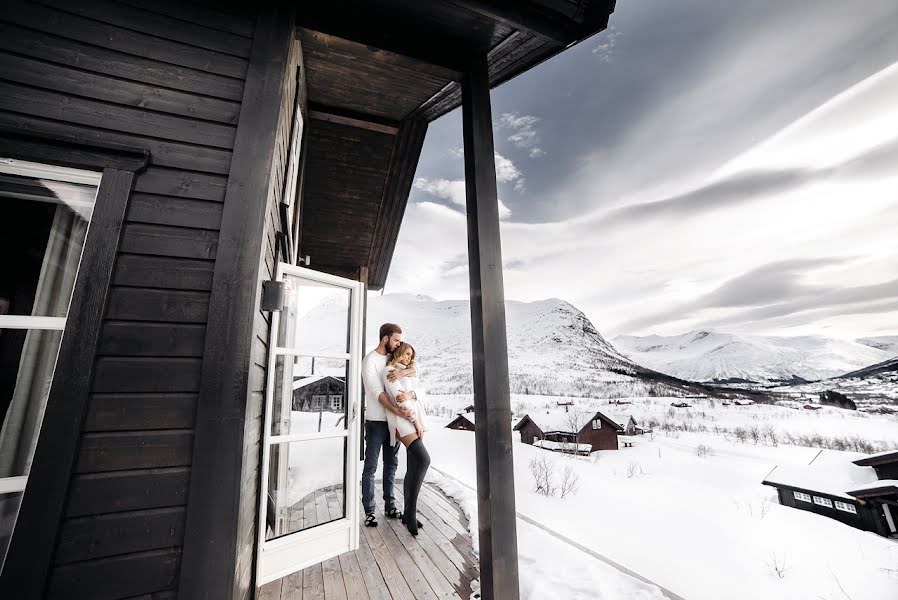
[556,400,575,412]
[292,375,345,412]
[446,412,475,432]
[762,450,898,537]
[733,400,754,406]
[513,410,623,452]
[670,401,691,408]
[623,415,651,436]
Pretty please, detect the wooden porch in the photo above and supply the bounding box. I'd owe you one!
[258,481,479,600]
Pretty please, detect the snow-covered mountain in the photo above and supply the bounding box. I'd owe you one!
[299,293,705,397]
[612,330,892,384]
[857,336,898,356]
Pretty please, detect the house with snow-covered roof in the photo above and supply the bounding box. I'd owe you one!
[762,450,898,537]
[513,410,623,452]
[292,375,345,412]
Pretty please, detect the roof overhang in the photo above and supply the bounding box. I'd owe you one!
[294,0,616,288]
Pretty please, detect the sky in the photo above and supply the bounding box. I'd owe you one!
[385,0,898,341]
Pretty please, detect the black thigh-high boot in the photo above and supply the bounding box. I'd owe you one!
[402,444,416,517]
[404,439,431,536]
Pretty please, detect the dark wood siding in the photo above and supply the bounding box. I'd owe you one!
[516,419,543,445]
[577,415,620,451]
[0,2,254,597]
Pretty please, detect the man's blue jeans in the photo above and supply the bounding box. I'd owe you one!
[361,420,399,514]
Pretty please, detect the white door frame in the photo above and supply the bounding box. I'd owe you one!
[256,263,363,585]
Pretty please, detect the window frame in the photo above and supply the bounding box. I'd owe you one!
[794,491,812,503]
[592,418,601,430]
[0,158,102,500]
[813,496,834,508]
[833,501,857,514]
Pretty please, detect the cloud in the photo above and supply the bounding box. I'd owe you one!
[592,27,621,63]
[498,113,545,158]
[413,177,512,219]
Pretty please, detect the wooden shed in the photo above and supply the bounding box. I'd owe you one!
[0,1,617,599]
[446,412,476,431]
[513,410,624,452]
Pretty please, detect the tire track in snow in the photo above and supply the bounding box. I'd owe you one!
[429,465,688,600]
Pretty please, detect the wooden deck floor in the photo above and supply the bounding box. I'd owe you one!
[258,480,479,600]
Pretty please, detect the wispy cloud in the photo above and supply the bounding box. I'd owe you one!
[592,27,621,63]
[498,113,545,158]
[413,177,512,219]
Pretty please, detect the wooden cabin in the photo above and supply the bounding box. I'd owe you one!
[0,1,617,598]
[513,410,624,452]
[446,412,476,432]
[292,375,345,412]
[762,450,898,537]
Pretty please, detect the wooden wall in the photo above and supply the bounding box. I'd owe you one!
[0,1,256,597]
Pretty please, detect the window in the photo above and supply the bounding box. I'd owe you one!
[834,501,857,514]
[813,496,834,508]
[794,491,812,503]
[592,419,601,430]
[0,157,100,564]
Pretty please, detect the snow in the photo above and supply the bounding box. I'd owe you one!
[419,396,898,600]
[533,440,593,453]
[292,374,327,390]
[613,329,892,383]
[762,450,880,499]
[847,479,898,494]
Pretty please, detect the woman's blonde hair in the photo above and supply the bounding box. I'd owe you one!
[390,342,416,367]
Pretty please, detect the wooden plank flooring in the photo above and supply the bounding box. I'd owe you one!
[258,481,478,600]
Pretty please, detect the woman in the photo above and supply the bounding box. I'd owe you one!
[382,342,430,536]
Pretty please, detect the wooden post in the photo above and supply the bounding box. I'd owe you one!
[359,265,368,461]
[461,54,521,600]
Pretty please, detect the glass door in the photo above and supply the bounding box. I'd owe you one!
[256,264,363,584]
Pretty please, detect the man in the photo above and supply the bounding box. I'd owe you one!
[361,323,414,527]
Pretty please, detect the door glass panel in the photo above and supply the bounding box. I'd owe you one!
[278,276,350,354]
[271,356,348,437]
[0,174,96,318]
[265,437,347,540]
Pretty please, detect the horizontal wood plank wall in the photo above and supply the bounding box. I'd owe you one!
[0,1,254,598]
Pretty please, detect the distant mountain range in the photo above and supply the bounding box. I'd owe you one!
[304,294,743,398]
[612,330,893,384]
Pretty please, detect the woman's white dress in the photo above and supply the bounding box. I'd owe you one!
[382,364,428,446]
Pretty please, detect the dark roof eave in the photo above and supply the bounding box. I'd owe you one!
[847,485,898,499]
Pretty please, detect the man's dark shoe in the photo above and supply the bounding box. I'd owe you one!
[364,513,377,527]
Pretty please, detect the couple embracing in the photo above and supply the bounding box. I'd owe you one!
[361,323,430,536]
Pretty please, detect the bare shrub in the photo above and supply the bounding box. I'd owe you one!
[749,425,762,444]
[767,553,787,579]
[733,427,748,443]
[695,443,713,458]
[529,454,556,497]
[626,461,643,479]
[763,424,779,447]
[559,465,581,499]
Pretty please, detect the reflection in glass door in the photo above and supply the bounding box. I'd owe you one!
[257,265,363,584]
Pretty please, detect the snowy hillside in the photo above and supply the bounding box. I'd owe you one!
[857,335,898,356]
[299,293,703,398]
[773,356,898,411]
[613,330,892,384]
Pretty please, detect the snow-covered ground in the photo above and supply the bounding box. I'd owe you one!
[415,395,898,600]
